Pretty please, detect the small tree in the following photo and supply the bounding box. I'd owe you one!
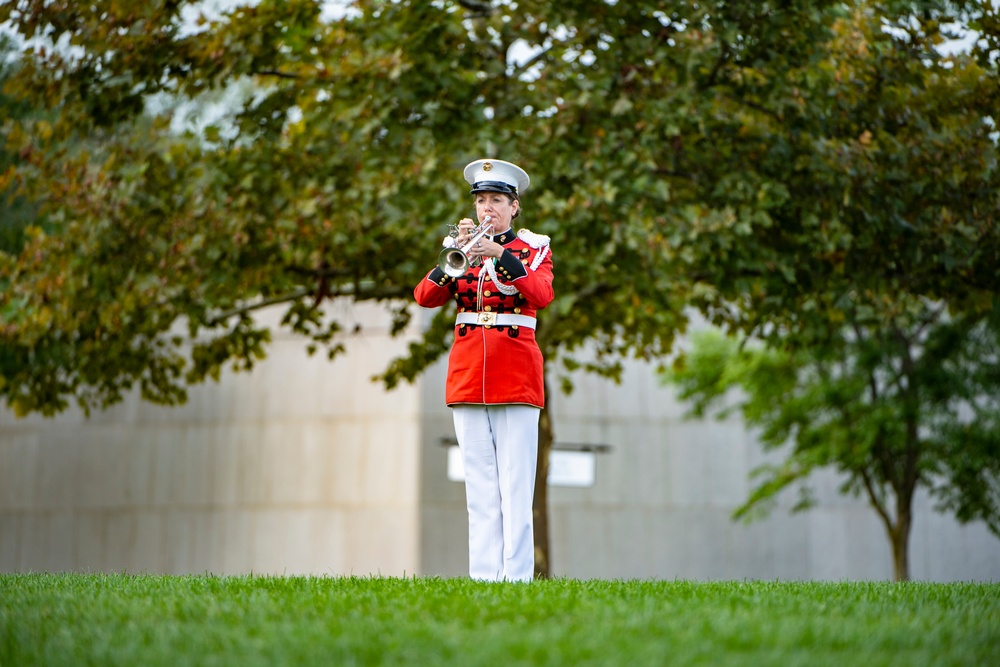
[668,299,1000,581]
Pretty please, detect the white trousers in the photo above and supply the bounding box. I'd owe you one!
[452,404,539,582]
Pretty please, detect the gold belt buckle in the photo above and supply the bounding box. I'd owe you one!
[476,312,497,326]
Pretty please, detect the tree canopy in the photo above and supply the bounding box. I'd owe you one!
[1,0,996,416]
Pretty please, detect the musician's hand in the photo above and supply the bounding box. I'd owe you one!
[468,237,503,260]
[455,218,476,247]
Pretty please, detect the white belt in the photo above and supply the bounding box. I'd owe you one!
[456,312,536,329]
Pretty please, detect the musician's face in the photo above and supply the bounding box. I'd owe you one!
[475,192,518,231]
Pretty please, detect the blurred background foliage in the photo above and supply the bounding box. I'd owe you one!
[0,0,997,578]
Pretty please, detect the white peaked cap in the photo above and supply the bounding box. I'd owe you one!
[464,159,530,198]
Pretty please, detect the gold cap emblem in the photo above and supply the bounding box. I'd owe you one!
[483,162,492,171]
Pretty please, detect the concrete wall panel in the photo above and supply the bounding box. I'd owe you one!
[3,303,997,580]
[0,302,423,576]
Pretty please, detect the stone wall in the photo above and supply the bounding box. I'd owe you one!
[2,302,998,580]
[0,302,423,575]
[418,335,1000,581]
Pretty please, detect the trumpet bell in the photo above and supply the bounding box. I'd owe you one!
[438,247,470,278]
[436,217,493,279]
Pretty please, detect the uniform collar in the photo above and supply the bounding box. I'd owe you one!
[492,227,517,245]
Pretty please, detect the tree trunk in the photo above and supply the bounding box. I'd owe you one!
[889,511,911,582]
[891,335,920,583]
[868,481,913,582]
[533,380,553,579]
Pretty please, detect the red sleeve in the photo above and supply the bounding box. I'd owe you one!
[414,267,455,308]
[511,247,554,310]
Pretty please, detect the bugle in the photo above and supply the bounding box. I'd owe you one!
[437,216,493,278]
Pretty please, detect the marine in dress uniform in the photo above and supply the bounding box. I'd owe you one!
[413,159,554,582]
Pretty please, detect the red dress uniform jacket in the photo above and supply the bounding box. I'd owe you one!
[414,227,554,408]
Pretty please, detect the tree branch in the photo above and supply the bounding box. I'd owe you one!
[207,287,312,325]
[853,319,900,490]
[703,40,732,89]
[254,69,305,81]
[457,0,494,18]
[510,43,554,79]
[860,466,895,533]
[892,319,922,507]
[328,284,412,300]
[206,281,411,326]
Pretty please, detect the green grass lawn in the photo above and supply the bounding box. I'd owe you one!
[1,575,997,666]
